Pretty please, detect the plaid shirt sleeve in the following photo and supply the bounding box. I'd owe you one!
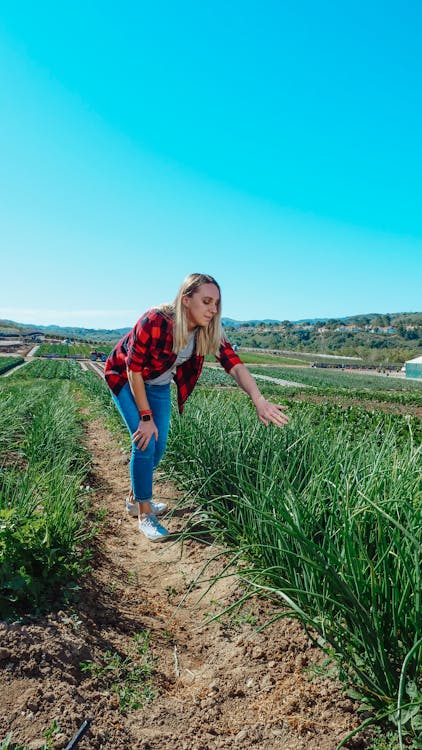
[215,338,243,372]
[126,312,153,371]
[126,309,172,371]
[105,309,174,395]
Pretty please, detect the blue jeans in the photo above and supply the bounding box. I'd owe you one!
[111,382,171,502]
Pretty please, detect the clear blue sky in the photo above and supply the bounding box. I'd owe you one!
[1,1,421,328]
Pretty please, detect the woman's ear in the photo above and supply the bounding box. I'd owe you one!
[181,295,190,309]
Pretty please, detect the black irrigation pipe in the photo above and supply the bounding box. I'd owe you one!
[64,719,91,750]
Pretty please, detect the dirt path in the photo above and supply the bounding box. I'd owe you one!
[0,415,367,750]
[243,372,312,389]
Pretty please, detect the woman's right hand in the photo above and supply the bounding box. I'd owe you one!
[132,419,158,451]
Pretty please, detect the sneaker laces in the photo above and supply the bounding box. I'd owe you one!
[141,513,166,532]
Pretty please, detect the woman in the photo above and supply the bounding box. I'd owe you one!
[104,273,288,542]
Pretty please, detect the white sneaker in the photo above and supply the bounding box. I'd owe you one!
[126,498,168,517]
[139,513,169,542]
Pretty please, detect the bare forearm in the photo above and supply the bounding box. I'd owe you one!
[127,370,151,413]
[229,364,263,405]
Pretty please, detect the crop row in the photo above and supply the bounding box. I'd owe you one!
[258,381,422,408]
[248,364,422,393]
[0,373,93,616]
[0,359,130,616]
[165,389,421,742]
[35,343,112,357]
[198,365,422,408]
[0,357,24,376]
[11,358,83,380]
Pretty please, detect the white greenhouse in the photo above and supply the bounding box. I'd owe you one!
[405,355,422,380]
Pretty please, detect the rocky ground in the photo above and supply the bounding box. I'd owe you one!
[0,416,373,750]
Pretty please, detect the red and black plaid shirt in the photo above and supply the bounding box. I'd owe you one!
[104,308,243,413]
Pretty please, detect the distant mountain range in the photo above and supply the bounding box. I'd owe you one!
[0,320,131,343]
[0,312,420,343]
[222,318,281,327]
[224,313,421,327]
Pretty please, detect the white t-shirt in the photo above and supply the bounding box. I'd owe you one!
[145,332,196,386]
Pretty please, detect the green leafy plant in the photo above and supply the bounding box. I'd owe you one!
[80,632,157,712]
[0,733,26,750]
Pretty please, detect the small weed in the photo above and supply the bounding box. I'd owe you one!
[305,656,338,681]
[59,612,83,631]
[94,505,108,523]
[0,720,61,750]
[127,569,140,586]
[80,631,157,713]
[43,720,61,749]
[229,610,258,628]
[365,727,401,750]
[0,734,26,750]
[220,602,259,629]
[165,585,177,599]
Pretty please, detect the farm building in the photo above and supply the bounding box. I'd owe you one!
[405,355,422,379]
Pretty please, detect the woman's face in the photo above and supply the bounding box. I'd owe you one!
[183,283,220,330]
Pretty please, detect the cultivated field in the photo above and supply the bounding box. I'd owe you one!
[246,365,422,393]
[35,343,113,358]
[0,359,421,750]
[0,356,25,375]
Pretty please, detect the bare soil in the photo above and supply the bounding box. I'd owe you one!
[0,416,372,750]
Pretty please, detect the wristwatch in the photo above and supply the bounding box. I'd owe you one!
[140,414,152,422]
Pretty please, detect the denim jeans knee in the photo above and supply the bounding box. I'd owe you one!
[111,382,171,502]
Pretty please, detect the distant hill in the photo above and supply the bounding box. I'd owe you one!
[1,316,284,339]
[223,312,422,327]
[0,311,421,352]
[0,319,130,343]
[221,318,281,327]
[224,312,421,365]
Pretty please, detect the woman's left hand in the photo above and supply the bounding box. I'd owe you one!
[255,396,289,427]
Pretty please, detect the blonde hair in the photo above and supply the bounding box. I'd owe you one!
[159,273,223,355]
